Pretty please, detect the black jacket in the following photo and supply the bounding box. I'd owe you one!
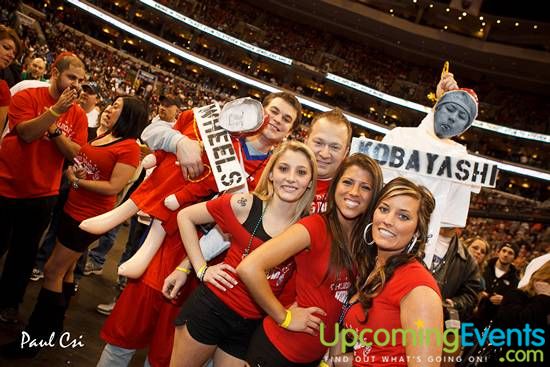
[431,235,483,321]
[483,257,519,296]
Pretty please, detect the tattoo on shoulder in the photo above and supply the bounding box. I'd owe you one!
[237,197,247,207]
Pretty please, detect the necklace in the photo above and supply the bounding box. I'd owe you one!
[242,201,268,259]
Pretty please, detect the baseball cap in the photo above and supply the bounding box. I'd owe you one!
[82,82,101,97]
[160,94,185,109]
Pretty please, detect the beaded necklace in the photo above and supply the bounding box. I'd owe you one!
[242,201,268,259]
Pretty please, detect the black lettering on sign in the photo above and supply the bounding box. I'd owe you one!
[358,140,373,155]
[372,144,390,165]
[455,160,471,181]
[207,131,230,145]
[389,146,405,168]
[221,171,243,186]
[437,156,452,178]
[405,150,420,172]
[214,156,237,173]
[472,162,489,184]
[426,153,439,174]
[213,144,235,160]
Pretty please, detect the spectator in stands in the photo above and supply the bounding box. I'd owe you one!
[0,52,87,323]
[430,228,482,322]
[492,260,550,365]
[0,24,22,141]
[464,236,491,288]
[476,243,520,327]
[79,81,102,139]
[21,57,47,81]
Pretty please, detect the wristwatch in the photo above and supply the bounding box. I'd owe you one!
[72,178,80,190]
[48,127,63,139]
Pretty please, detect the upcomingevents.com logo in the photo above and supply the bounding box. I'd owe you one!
[319,322,546,364]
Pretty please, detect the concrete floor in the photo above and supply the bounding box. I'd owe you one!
[0,223,149,367]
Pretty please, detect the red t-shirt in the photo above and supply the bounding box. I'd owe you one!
[344,261,441,367]
[0,80,10,107]
[263,214,352,363]
[140,141,270,293]
[64,139,140,222]
[310,178,331,214]
[0,87,87,198]
[279,178,332,306]
[131,110,211,222]
[206,193,294,319]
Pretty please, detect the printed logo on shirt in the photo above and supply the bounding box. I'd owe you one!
[331,280,351,303]
[75,152,99,180]
[310,194,327,214]
[266,262,294,287]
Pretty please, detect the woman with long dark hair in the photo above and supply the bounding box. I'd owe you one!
[332,177,442,366]
[0,24,22,140]
[1,96,148,358]
[238,154,383,366]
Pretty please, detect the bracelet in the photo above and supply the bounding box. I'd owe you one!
[48,107,61,118]
[72,178,80,190]
[176,266,191,274]
[197,263,208,281]
[279,309,292,329]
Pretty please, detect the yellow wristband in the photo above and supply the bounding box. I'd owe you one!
[319,361,330,367]
[197,263,208,281]
[176,266,191,274]
[279,309,292,329]
[48,107,61,118]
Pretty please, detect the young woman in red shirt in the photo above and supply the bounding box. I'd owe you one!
[333,177,442,367]
[2,96,148,358]
[238,153,384,366]
[171,141,317,367]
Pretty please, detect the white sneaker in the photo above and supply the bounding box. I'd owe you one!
[96,299,116,315]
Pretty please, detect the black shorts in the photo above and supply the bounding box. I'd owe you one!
[246,325,321,367]
[174,284,260,359]
[57,210,100,252]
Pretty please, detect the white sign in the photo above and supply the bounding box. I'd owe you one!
[194,103,246,191]
[351,137,498,187]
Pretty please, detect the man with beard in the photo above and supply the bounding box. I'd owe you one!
[0,52,87,323]
[21,57,47,82]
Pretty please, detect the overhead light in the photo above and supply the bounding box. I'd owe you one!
[444,25,448,30]
[479,28,484,32]
[446,7,450,12]
[534,25,538,29]
[458,16,462,20]
[429,4,434,8]
[413,0,417,3]
[515,22,519,26]
[390,9,394,13]
[462,12,467,16]
[479,16,484,20]
[482,22,486,26]
[496,19,501,24]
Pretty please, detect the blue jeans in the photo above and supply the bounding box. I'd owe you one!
[88,225,121,266]
[97,343,151,367]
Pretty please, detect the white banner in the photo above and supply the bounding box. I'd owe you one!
[351,137,498,187]
[194,103,246,191]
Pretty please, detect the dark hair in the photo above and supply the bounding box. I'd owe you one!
[309,108,352,149]
[0,24,22,60]
[262,92,302,129]
[498,243,519,258]
[322,153,383,283]
[111,96,148,139]
[356,177,435,321]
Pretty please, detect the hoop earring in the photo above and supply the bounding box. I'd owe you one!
[405,234,418,254]
[363,223,375,246]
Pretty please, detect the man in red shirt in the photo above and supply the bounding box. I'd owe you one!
[0,52,87,323]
